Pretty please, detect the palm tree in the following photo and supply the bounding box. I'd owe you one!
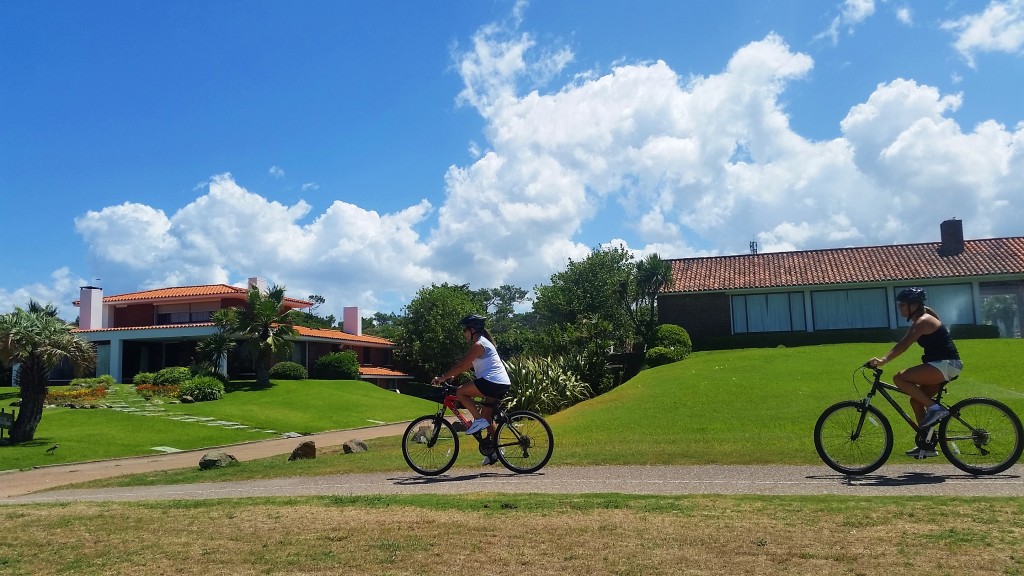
[211,284,296,387]
[194,332,237,375]
[0,300,96,443]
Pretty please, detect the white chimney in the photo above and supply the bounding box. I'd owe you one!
[79,286,104,330]
[343,306,362,336]
[247,276,268,294]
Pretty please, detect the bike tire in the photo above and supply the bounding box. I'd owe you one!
[494,410,553,474]
[402,416,459,476]
[814,401,893,475]
[939,397,1024,475]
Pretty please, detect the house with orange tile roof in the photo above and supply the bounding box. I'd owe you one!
[72,277,411,388]
[658,220,1024,342]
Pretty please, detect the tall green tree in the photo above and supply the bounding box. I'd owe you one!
[533,245,634,349]
[621,253,673,354]
[395,283,481,381]
[363,311,402,341]
[211,284,296,387]
[0,301,96,443]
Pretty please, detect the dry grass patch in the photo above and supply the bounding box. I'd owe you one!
[0,496,1022,575]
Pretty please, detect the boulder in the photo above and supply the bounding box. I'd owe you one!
[342,439,368,454]
[199,450,238,470]
[180,395,195,404]
[288,440,317,461]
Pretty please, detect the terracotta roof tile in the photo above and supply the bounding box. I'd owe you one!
[81,284,312,308]
[359,366,411,378]
[663,237,1024,293]
[292,325,395,346]
[72,322,216,333]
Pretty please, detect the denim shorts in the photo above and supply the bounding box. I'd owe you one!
[928,359,963,382]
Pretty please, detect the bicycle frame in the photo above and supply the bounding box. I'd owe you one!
[857,367,948,434]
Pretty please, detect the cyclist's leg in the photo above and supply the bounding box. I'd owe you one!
[894,364,946,422]
[455,382,485,422]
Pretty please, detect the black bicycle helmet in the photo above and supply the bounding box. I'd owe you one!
[895,287,927,305]
[458,314,487,331]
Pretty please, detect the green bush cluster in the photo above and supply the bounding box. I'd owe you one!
[269,361,308,380]
[179,376,225,402]
[153,366,192,386]
[504,356,592,414]
[132,372,156,386]
[645,324,692,368]
[189,364,229,386]
[314,350,360,380]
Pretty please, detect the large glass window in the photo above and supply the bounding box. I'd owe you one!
[732,292,805,333]
[895,284,974,325]
[812,288,888,330]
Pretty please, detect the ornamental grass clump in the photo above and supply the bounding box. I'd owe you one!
[504,356,592,414]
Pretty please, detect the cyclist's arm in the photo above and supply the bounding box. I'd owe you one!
[431,342,485,385]
[869,315,939,366]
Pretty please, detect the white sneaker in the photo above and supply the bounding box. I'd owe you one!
[465,418,489,435]
[919,405,950,428]
[905,447,938,459]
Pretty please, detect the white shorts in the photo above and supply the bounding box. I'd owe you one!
[928,359,963,382]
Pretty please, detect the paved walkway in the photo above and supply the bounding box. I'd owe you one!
[0,422,410,499]
[2,421,1021,504]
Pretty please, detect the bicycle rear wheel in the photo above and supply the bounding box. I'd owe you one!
[494,410,553,474]
[939,397,1023,475]
[402,416,459,476]
[814,401,893,475]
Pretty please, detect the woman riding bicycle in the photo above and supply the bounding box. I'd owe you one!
[431,314,511,465]
[868,288,963,457]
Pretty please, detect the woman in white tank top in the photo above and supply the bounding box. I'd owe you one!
[431,314,511,446]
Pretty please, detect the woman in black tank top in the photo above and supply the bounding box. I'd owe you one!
[868,288,961,444]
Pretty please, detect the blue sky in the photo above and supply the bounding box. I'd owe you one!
[2,0,1023,321]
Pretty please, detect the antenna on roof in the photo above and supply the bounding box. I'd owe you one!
[749,239,758,255]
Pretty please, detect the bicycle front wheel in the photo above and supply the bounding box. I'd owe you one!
[939,397,1023,475]
[814,401,893,475]
[402,416,459,476]
[494,410,553,474]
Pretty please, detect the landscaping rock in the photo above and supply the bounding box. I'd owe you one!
[288,440,317,461]
[180,396,195,403]
[199,450,238,470]
[342,439,368,454]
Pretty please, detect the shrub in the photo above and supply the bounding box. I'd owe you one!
[504,356,592,414]
[189,364,229,386]
[269,361,308,380]
[315,351,361,380]
[132,372,156,386]
[70,374,116,388]
[950,324,1001,339]
[154,366,192,386]
[645,346,688,368]
[179,376,225,402]
[653,324,692,355]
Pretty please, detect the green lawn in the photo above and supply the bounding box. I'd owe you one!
[3,339,1023,483]
[0,379,433,471]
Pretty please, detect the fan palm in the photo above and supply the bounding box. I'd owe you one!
[211,284,296,387]
[0,300,96,443]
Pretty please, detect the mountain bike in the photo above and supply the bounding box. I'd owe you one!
[814,365,1023,475]
[401,382,554,476]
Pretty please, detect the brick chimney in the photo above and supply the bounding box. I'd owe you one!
[247,276,268,294]
[938,218,964,256]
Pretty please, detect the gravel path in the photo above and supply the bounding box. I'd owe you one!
[2,423,1021,504]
